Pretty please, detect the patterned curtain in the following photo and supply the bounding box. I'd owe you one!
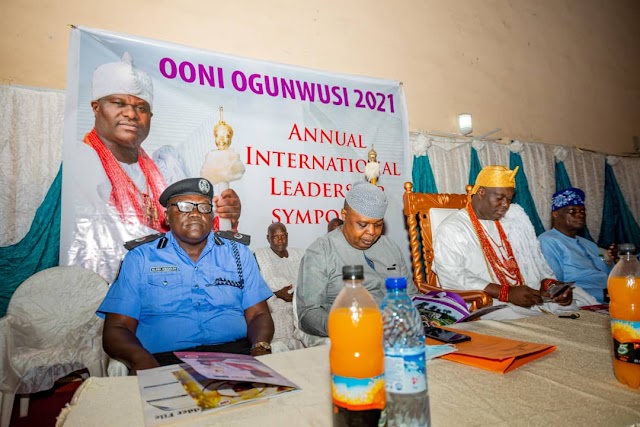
[0,167,61,316]
[597,160,640,249]
[554,160,594,241]
[0,86,64,316]
[411,155,438,193]
[509,148,545,236]
[410,133,438,193]
[554,161,572,191]
[468,146,482,186]
[410,131,640,248]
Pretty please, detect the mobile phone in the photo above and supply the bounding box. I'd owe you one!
[546,281,574,298]
[424,327,471,344]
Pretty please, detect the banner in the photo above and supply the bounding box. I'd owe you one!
[60,27,410,283]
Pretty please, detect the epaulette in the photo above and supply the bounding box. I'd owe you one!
[124,232,166,250]
[215,230,251,246]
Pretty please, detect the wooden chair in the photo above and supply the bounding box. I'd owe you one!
[403,182,493,311]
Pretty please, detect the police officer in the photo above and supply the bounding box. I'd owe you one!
[98,178,274,374]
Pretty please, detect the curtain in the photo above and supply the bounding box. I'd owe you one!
[0,85,65,316]
[597,160,640,249]
[0,167,61,315]
[410,132,438,193]
[555,159,594,241]
[560,148,607,239]
[409,131,640,248]
[468,146,482,186]
[509,149,545,236]
[0,86,64,245]
[411,155,438,193]
[554,161,572,191]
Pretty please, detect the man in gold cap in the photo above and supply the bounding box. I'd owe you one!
[433,165,595,320]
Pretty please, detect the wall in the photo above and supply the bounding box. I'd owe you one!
[1,0,639,154]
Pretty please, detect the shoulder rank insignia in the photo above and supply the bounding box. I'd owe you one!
[124,232,166,250]
[215,230,251,246]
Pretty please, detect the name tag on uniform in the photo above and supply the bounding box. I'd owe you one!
[150,266,178,273]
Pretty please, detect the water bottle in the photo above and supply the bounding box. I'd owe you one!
[381,277,430,426]
[607,243,640,389]
[328,265,386,426]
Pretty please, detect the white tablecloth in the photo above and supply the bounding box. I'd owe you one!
[57,311,640,427]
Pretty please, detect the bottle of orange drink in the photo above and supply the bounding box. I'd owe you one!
[328,265,385,426]
[607,243,640,389]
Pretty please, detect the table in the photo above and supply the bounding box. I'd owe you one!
[57,312,640,426]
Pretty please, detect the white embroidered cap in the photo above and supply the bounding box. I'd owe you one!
[92,52,154,110]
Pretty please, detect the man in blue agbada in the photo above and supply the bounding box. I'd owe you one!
[538,187,610,303]
[97,178,274,374]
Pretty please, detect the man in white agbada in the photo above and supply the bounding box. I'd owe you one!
[433,165,597,320]
[60,53,241,283]
[254,222,304,352]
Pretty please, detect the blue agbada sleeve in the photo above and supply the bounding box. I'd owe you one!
[538,235,566,282]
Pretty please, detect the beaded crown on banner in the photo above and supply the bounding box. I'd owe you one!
[199,107,246,230]
[364,146,380,186]
[467,166,524,302]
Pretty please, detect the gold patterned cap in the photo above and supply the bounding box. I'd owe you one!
[471,165,519,194]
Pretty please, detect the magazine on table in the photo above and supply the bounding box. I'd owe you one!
[137,352,300,426]
[412,291,507,327]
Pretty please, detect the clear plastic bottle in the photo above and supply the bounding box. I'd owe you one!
[381,277,430,426]
[328,265,386,426]
[607,243,640,389]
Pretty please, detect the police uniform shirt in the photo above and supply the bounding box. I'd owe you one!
[97,231,272,354]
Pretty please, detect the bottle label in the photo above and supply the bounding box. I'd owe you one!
[331,374,385,410]
[611,318,640,365]
[384,348,427,394]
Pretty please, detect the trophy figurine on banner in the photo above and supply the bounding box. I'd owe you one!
[200,107,246,232]
[364,145,380,186]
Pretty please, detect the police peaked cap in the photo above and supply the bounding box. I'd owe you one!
[159,178,214,207]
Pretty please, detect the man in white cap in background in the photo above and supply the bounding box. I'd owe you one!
[433,165,597,320]
[296,181,415,341]
[60,53,241,284]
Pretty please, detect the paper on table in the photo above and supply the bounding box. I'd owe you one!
[137,352,299,426]
[426,327,556,374]
[425,344,458,360]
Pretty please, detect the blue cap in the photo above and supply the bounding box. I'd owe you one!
[551,187,585,212]
[385,277,407,290]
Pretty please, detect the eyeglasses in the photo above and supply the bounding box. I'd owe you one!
[169,201,213,214]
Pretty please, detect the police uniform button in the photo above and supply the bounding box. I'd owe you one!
[195,285,199,289]
[195,266,198,270]
[163,281,168,286]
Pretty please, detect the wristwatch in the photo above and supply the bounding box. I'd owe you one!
[250,341,272,351]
